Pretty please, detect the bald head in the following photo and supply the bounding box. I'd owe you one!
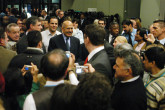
[62,20,73,37]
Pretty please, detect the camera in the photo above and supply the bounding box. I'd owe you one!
[66,51,70,58]
[76,66,88,74]
[25,65,32,71]
[140,50,145,60]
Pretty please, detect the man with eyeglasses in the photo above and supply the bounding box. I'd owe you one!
[111,50,147,110]
[48,20,80,61]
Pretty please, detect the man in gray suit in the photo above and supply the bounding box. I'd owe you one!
[83,24,113,84]
[0,27,16,74]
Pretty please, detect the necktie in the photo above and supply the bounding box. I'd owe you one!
[128,34,133,46]
[66,37,70,51]
[84,57,88,64]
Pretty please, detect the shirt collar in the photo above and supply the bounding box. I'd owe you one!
[62,34,70,41]
[150,68,165,78]
[27,47,43,53]
[88,46,104,61]
[121,75,140,83]
[45,80,64,87]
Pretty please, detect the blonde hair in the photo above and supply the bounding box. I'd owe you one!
[116,36,128,43]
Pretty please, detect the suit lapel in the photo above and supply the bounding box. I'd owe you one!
[59,35,67,50]
[70,37,74,52]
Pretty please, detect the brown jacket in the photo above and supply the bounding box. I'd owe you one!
[0,46,16,74]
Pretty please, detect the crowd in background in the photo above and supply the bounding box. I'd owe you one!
[0,7,165,110]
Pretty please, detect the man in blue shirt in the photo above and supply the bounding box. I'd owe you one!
[121,19,137,46]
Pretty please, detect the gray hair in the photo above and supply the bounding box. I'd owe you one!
[6,23,19,32]
[115,50,143,77]
[114,43,133,57]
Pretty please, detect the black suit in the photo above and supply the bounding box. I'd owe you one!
[88,49,113,85]
[105,33,117,46]
[8,48,44,69]
[48,34,80,61]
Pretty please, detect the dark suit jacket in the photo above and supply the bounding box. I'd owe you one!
[88,49,113,85]
[33,87,55,110]
[8,48,44,69]
[48,34,80,61]
[9,15,18,23]
[105,33,117,46]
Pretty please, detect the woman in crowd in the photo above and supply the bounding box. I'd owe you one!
[133,28,151,52]
[72,18,84,44]
[113,36,128,48]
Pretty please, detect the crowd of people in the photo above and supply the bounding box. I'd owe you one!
[0,7,165,110]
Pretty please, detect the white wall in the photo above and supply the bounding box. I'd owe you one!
[140,0,160,28]
[61,0,124,24]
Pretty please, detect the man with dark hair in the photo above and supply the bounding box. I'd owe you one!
[16,16,44,54]
[0,27,16,74]
[98,18,106,28]
[9,8,18,23]
[152,20,165,45]
[105,21,119,45]
[41,16,61,52]
[111,50,147,110]
[143,46,165,110]
[48,20,80,61]
[83,24,113,84]
[23,49,69,110]
[71,72,113,110]
[58,10,65,27]
[122,19,137,46]
[8,31,44,69]
[40,10,50,20]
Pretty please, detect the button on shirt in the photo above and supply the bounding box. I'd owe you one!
[41,29,61,52]
[122,28,137,46]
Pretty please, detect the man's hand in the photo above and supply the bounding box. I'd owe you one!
[84,63,95,73]
[144,34,155,43]
[67,53,76,71]
[30,62,39,77]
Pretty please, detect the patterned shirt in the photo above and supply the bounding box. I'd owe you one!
[144,68,165,110]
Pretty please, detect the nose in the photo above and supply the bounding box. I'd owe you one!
[113,64,116,69]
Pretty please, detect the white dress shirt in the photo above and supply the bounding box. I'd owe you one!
[72,28,84,44]
[23,80,64,110]
[158,38,165,45]
[108,34,113,43]
[41,29,61,52]
[121,75,140,83]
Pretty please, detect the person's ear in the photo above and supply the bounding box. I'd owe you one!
[37,41,42,48]
[30,24,34,30]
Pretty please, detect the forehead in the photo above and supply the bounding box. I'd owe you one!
[116,57,125,66]
[153,23,160,28]
[10,26,20,31]
[63,21,73,28]
[50,18,58,23]
[122,24,129,27]
[34,21,41,25]
[60,11,64,14]
[98,20,105,23]
[111,24,119,28]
